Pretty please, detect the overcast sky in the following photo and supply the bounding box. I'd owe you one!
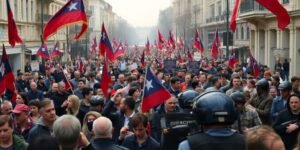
[107,0,173,27]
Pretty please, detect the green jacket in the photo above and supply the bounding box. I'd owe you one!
[13,134,28,150]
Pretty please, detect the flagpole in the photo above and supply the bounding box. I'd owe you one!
[60,66,74,94]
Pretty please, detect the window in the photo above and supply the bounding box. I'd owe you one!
[218,1,221,16]
[282,0,289,4]
[247,27,250,39]
[236,27,239,40]
[241,26,244,40]
[210,4,215,18]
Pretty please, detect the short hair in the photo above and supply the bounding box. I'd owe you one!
[0,115,13,128]
[170,77,180,84]
[53,115,81,150]
[82,87,93,98]
[246,126,282,150]
[28,100,40,108]
[18,92,29,105]
[128,87,138,96]
[123,96,135,110]
[291,76,300,83]
[131,113,148,128]
[39,99,53,112]
[93,116,113,137]
[78,79,86,84]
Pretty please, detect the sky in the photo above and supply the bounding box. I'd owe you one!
[107,0,173,27]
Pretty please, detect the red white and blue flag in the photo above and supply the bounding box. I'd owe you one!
[101,58,112,97]
[50,42,63,58]
[248,50,260,78]
[99,23,113,61]
[43,0,87,41]
[112,43,125,61]
[76,58,84,73]
[0,45,17,103]
[37,43,50,59]
[6,0,22,48]
[193,30,204,53]
[142,67,172,112]
[228,48,239,69]
[211,29,221,59]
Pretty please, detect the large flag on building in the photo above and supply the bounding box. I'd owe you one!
[211,29,220,59]
[37,43,50,59]
[6,0,23,48]
[158,30,165,50]
[168,31,176,49]
[101,58,112,97]
[193,30,204,53]
[43,0,87,41]
[230,0,290,32]
[99,23,113,60]
[0,45,17,103]
[141,67,172,112]
[248,50,260,78]
[50,42,63,58]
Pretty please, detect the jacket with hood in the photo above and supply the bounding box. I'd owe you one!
[273,94,300,150]
[27,117,53,143]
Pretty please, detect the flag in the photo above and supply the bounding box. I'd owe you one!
[145,37,150,54]
[193,30,204,53]
[228,49,239,69]
[178,36,184,49]
[99,23,113,60]
[90,36,97,55]
[0,45,17,103]
[248,50,260,77]
[76,58,84,73]
[168,31,176,49]
[211,29,220,59]
[101,58,112,97]
[158,30,165,50]
[141,50,145,67]
[142,67,172,112]
[256,0,290,29]
[113,43,125,61]
[6,0,23,48]
[178,52,183,64]
[230,0,242,32]
[50,42,63,58]
[60,71,72,90]
[112,38,119,48]
[37,43,50,59]
[43,0,87,41]
[187,50,193,61]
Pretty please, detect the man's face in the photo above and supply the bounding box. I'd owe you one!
[78,81,85,90]
[120,99,126,113]
[30,82,37,91]
[74,72,80,79]
[86,91,93,101]
[0,123,13,143]
[40,103,56,123]
[289,96,300,113]
[52,83,58,92]
[134,123,147,139]
[280,89,290,99]
[1,105,12,115]
[199,75,206,83]
[172,81,180,90]
[269,88,277,98]
[14,112,28,125]
[232,78,241,88]
[185,75,191,83]
[164,97,177,112]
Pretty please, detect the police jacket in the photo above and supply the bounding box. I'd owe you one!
[92,138,128,150]
[121,134,160,150]
[249,93,273,125]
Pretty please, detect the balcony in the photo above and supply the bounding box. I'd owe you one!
[239,0,266,21]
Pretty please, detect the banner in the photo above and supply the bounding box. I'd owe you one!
[188,61,200,75]
[163,59,176,74]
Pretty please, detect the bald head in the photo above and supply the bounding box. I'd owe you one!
[93,117,113,138]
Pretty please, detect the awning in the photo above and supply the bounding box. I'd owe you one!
[0,47,22,55]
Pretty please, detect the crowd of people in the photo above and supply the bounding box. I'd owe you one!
[0,54,300,150]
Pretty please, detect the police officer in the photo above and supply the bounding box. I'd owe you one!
[248,79,273,125]
[178,91,245,150]
[178,90,199,113]
[89,96,105,113]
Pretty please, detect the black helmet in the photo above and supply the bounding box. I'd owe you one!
[278,81,292,91]
[192,91,237,125]
[230,91,246,104]
[90,96,104,107]
[178,90,199,109]
[255,78,269,89]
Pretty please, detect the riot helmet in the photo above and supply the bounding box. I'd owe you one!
[278,81,292,91]
[230,91,246,104]
[178,90,199,109]
[255,78,269,89]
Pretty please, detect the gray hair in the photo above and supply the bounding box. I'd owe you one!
[93,116,113,138]
[53,115,81,150]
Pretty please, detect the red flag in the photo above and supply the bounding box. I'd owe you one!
[187,50,193,61]
[50,42,63,59]
[112,43,125,61]
[90,36,97,55]
[230,0,241,32]
[99,23,113,60]
[193,30,204,53]
[43,0,87,41]
[60,71,72,90]
[256,0,290,29]
[0,45,17,103]
[101,59,112,97]
[178,36,184,49]
[37,43,50,59]
[228,49,239,69]
[158,30,165,50]
[145,37,150,54]
[76,58,84,73]
[142,67,171,112]
[211,29,220,59]
[168,31,176,49]
[141,50,145,67]
[6,0,23,48]
[248,50,260,78]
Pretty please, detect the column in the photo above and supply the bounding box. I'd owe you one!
[276,29,281,48]
[265,29,270,68]
[255,30,259,59]
[289,27,296,76]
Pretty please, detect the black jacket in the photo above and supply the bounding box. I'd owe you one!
[122,134,160,150]
[92,138,128,150]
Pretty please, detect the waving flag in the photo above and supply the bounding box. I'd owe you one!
[0,45,17,103]
[101,58,112,97]
[6,0,23,48]
[112,38,119,48]
[50,42,63,58]
[158,30,165,50]
[90,36,97,55]
[145,37,150,54]
[59,71,72,91]
[76,58,84,73]
[211,29,220,59]
[193,30,204,53]
[142,67,172,112]
[37,43,50,59]
[228,49,239,69]
[230,0,242,32]
[43,0,87,41]
[178,36,184,49]
[113,43,125,61]
[168,31,176,49]
[141,50,145,67]
[187,50,194,61]
[248,50,260,78]
[99,23,113,60]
